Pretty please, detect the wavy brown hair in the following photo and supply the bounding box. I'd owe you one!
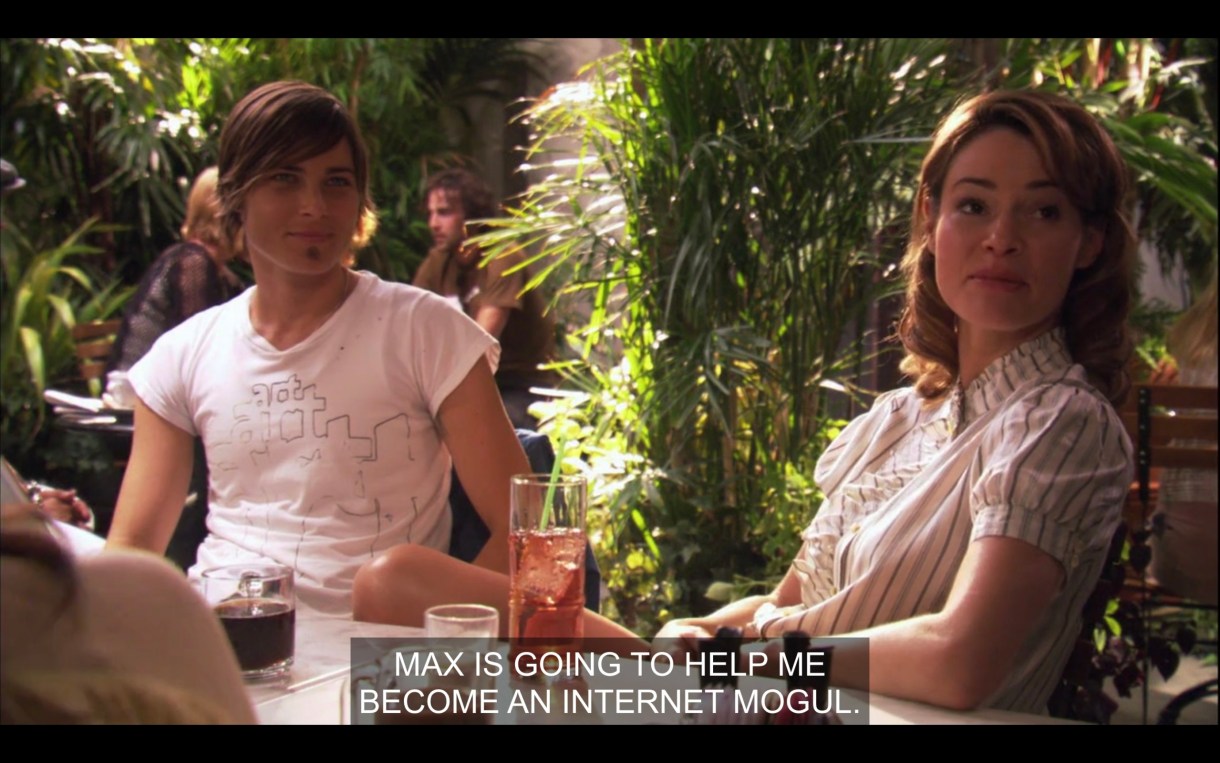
[897,90,1135,405]
[217,81,375,255]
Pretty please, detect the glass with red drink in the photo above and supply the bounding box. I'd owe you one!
[509,473,587,672]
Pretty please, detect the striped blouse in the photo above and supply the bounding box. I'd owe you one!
[777,329,1131,712]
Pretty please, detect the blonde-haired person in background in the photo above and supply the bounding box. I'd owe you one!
[1149,271,1217,604]
[107,167,246,376]
[106,166,248,569]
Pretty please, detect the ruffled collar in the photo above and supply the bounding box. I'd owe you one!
[942,328,1073,436]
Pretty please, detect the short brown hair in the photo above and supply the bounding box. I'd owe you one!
[217,81,375,253]
[897,90,1136,406]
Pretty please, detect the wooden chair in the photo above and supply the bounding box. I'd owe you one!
[71,319,121,389]
[1122,383,1218,724]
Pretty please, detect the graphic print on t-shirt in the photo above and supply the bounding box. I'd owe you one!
[207,372,421,560]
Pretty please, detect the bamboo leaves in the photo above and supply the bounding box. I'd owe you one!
[487,39,956,625]
[1,218,128,447]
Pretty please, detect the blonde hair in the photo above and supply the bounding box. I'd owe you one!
[1167,270,1218,370]
[179,167,222,249]
[897,90,1136,406]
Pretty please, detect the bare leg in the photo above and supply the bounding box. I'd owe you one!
[352,544,646,647]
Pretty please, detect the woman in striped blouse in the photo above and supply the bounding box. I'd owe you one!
[657,90,1135,713]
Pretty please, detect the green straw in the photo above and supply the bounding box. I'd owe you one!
[539,437,567,531]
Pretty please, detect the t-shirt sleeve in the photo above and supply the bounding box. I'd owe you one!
[970,384,1132,572]
[470,250,526,311]
[127,326,198,437]
[405,291,501,419]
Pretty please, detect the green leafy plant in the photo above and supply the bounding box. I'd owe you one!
[0,218,131,470]
[1052,523,1210,723]
[1,38,238,271]
[530,348,675,634]
[484,39,960,626]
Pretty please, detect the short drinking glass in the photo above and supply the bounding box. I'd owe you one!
[202,563,296,679]
[425,603,500,643]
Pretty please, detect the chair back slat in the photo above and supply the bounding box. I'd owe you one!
[70,319,121,383]
[1120,413,1215,444]
[1148,447,1218,471]
[1118,383,1218,514]
[1141,384,1219,411]
[71,319,121,342]
[75,342,115,361]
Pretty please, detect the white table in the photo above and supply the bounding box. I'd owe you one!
[251,616,1078,725]
[249,613,423,724]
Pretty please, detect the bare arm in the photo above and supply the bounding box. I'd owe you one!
[435,356,528,574]
[105,398,195,554]
[746,536,1063,710]
[473,305,511,339]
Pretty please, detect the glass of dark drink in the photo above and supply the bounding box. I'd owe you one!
[202,563,295,679]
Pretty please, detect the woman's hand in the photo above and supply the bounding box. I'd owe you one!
[655,618,714,641]
[34,486,94,529]
[653,618,714,660]
[651,571,804,654]
[1148,357,1179,385]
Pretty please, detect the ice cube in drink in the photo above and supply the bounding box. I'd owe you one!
[509,527,586,661]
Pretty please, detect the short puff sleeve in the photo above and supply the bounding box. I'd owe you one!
[970,383,1132,572]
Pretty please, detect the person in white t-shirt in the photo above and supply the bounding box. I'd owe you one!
[106,81,528,615]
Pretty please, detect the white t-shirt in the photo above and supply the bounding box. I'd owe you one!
[129,270,498,614]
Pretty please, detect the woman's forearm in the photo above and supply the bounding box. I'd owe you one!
[748,536,1064,710]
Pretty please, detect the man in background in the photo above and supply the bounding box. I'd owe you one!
[413,168,556,429]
